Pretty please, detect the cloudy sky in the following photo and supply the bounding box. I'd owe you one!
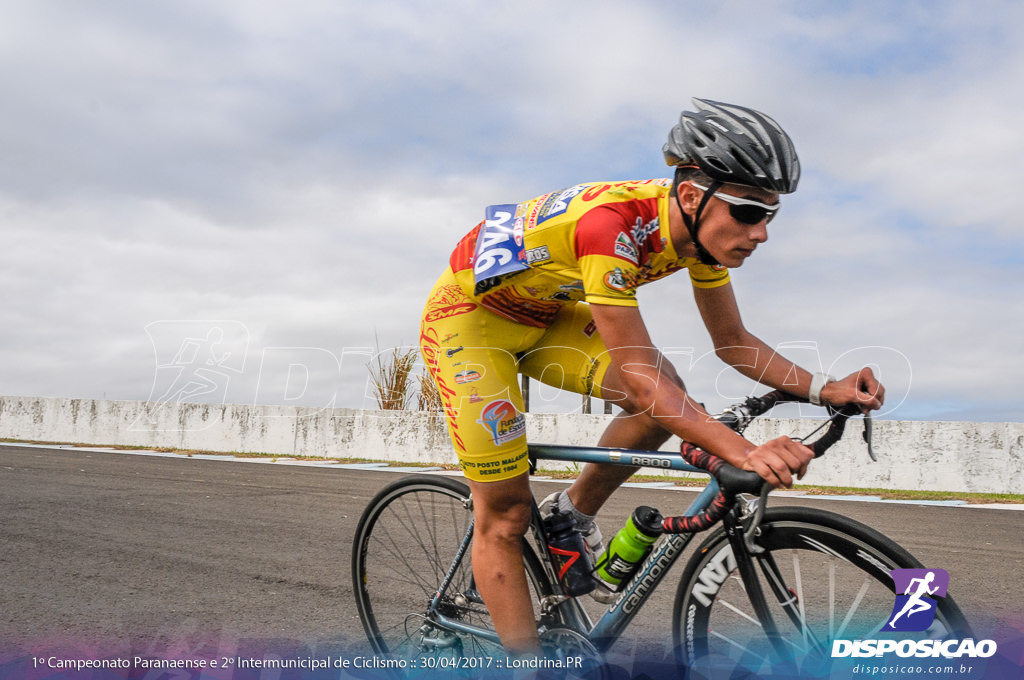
[2,0,1021,422]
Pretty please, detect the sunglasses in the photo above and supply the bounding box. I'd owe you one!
[691,182,780,225]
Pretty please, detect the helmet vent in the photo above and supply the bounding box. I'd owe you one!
[662,98,800,193]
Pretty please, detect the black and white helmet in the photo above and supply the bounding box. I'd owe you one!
[663,98,800,194]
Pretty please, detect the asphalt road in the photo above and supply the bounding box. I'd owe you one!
[2,444,1022,662]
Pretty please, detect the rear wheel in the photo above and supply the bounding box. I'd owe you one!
[672,507,971,676]
[352,475,558,670]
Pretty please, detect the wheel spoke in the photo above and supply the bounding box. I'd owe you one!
[829,558,836,641]
[717,598,763,626]
[674,509,971,673]
[710,629,761,659]
[834,577,871,641]
[787,549,827,653]
[792,550,809,650]
[353,476,561,668]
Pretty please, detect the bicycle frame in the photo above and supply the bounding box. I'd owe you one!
[427,444,723,653]
[357,394,936,672]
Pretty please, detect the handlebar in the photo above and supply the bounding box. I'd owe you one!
[661,390,870,534]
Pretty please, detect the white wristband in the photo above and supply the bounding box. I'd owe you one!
[808,373,835,406]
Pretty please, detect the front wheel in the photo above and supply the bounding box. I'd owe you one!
[672,507,971,677]
[351,475,559,669]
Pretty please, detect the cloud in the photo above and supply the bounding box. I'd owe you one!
[1,1,1020,422]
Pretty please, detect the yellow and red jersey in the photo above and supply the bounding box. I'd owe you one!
[447,179,730,328]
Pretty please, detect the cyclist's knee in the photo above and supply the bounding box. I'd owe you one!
[468,475,533,542]
[477,505,532,545]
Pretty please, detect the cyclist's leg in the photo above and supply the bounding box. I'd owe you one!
[352,473,564,663]
[568,415,673,515]
[518,303,679,515]
[465,472,539,655]
[419,268,547,656]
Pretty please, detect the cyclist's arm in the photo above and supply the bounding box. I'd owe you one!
[692,282,884,411]
[589,302,810,487]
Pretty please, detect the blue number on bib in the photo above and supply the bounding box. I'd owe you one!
[473,204,528,287]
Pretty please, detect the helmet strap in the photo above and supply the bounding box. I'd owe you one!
[675,177,722,266]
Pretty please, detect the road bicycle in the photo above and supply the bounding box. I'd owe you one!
[351,391,971,677]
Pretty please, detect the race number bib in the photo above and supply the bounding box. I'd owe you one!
[473,204,528,291]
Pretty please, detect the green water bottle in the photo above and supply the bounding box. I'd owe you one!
[594,506,664,588]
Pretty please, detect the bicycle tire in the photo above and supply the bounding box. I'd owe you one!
[351,474,559,668]
[672,507,971,677]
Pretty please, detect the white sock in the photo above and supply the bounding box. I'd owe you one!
[557,490,595,532]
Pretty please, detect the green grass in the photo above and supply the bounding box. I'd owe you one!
[785,484,1023,505]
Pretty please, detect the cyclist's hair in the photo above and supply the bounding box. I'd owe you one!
[671,166,714,197]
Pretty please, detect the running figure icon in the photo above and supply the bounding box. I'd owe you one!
[889,572,939,627]
[884,568,950,632]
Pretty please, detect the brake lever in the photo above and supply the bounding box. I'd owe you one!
[741,484,771,556]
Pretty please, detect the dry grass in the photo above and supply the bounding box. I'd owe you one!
[417,367,444,412]
[366,341,443,412]
[368,346,419,410]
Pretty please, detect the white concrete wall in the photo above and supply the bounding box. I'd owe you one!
[1,395,1021,495]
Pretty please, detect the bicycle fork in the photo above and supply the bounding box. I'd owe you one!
[723,503,828,664]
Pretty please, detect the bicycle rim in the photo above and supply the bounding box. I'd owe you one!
[672,507,971,677]
[351,475,557,668]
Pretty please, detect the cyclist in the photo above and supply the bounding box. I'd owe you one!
[419,98,885,657]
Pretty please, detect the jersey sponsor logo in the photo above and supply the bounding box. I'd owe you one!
[580,179,660,202]
[582,184,612,201]
[424,285,477,322]
[545,279,584,303]
[613,233,639,263]
[526,192,552,229]
[631,216,660,244]
[476,399,526,446]
[419,327,465,451]
[454,369,482,384]
[543,279,583,303]
[525,245,551,265]
[603,267,639,294]
[536,184,589,224]
[425,304,477,322]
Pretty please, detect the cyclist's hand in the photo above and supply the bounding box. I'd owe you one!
[742,436,814,489]
[820,367,885,413]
